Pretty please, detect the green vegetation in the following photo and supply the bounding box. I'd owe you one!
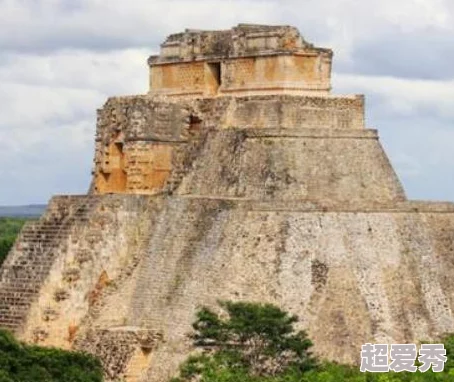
[172,301,454,382]
[0,218,28,266]
[0,329,103,382]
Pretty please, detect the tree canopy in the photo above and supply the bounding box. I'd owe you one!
[172,301,315,381]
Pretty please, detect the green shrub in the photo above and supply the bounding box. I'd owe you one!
[0,329,103,382]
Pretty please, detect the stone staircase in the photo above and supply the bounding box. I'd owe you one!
[0,196,99,332]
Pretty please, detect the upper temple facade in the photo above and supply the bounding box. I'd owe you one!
[92,24,366,197]
[148,24,333,97]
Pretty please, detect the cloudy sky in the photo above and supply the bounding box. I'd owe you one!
[0,0,453,205]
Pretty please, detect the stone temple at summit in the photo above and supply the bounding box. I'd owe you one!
[1,24,454,382]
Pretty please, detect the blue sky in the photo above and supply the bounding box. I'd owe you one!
[0,0,453,205]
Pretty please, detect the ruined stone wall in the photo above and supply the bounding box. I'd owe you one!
[74,197,454,381]
[156,24,307,61]
[94,96,191,145]
[123,142,174,194]
[93,97,193,195]
[0,193,170,381]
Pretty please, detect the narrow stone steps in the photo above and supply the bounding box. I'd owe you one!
[0,197,100,331]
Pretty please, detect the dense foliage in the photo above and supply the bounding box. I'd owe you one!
[0,330,103,382]
[171,301,316,382]
[172,301,454,382]
[0,218,28,266]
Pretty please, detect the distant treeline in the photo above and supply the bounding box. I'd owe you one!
[0,204,46,218]
[0,218,29,266]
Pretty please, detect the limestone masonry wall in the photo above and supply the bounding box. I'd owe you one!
[177,128,406,203]
[100,198,454,381]
[194,95,365,130]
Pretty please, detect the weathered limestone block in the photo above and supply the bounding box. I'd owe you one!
[74,327,163,381]
[93,97,194,195]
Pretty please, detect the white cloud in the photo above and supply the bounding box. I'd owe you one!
[333,73,454,119]
[0,0,279,52]
[0,49,149,91]
[392,152,422,178]
[0,48,150,204]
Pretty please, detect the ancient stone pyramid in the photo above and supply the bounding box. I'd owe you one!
[1,24,454,381]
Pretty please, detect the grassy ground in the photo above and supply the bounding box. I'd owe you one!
[0,217,29,266]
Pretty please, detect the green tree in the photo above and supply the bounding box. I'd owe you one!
[172,301,315,381]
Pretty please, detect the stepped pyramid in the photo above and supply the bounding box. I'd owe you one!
[1,24,454,381]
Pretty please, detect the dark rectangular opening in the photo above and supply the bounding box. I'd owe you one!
[208,62,222,88]
[189,115,202,135]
